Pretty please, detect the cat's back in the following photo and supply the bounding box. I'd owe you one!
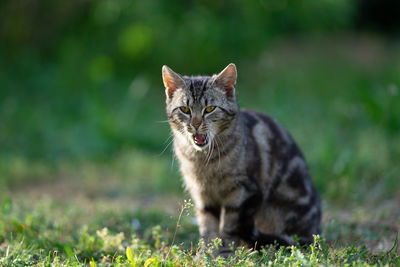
[239,109,312,191]
[240,109,320,237]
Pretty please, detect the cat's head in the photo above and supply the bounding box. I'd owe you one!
[162,63,239,151]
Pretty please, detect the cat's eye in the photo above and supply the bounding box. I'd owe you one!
[179,106,191,114]
[204,106,216,113]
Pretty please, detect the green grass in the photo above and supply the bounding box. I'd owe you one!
[0,150,399,266]
[0,195,399,266]
[1,35,400,266]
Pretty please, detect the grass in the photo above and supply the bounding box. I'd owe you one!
[0,193,399,266]
[1,34,400,266]
[0,151,399,266]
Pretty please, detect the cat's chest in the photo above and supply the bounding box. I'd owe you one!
[182,161,239,202]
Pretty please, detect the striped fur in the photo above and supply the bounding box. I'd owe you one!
[162,64,321,254]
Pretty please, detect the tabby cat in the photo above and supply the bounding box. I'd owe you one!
[162,63,321,255]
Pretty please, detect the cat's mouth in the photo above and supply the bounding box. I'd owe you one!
[193,133,207,147]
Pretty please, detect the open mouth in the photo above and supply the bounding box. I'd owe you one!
[193,133,208,147]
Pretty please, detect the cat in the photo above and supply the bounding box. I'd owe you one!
[162,63,321,256]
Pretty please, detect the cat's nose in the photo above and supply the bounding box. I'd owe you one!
[190,117,202,130]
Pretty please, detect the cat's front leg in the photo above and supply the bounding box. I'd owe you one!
[196,204,220,245]
[193,205,221,262]
[219,188,263,255]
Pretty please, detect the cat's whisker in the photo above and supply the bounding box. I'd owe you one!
[155,120,170,123]
[215,136,222,169]
[205,138,215,167]
[159,139,174,156]
[170,146,176,170]
[203,139,210,164]
[203,134,212,166]
[159,134,174,156]
[205,137,213,166]
[163,134,174,145]
[158,133,176,169]
[215,135,224,150]
[210,140,215,165]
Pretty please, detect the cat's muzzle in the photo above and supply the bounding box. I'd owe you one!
[193,133,207,147]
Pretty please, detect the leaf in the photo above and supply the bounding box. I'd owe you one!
[89,258,97,267]
[126,246,134,264]
[64,246,74,259]
[144,258,155,267]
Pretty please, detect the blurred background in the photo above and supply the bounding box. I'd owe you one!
[0,0,400,247]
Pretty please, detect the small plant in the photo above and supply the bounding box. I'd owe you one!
[165,199,193,260]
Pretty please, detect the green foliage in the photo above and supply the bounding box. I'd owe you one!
[1,0,399,203]
[1,35,400,202]
[0,0,353,159]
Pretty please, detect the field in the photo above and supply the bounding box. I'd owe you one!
[1,35,400,266]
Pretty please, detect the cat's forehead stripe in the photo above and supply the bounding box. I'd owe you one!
[186,76,210,103]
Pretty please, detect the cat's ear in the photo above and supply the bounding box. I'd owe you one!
[215,63,237,97]
[162,65,185,98]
